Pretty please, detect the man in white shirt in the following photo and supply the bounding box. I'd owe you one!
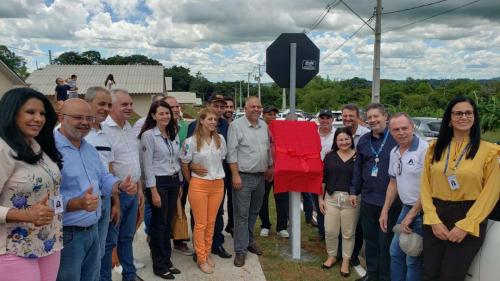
[101,89,144,281]
[84,86,122,279]
[379,113,428,281]
[342,104,371,147]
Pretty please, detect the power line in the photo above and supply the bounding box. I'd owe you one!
[340,0,375,32]
[4,45,48,56]
[306,1,342,34]
[382,0,448,15]
[385,0,480,32]
[321,14,375,62]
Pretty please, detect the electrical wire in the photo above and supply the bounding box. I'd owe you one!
[4,45,48,56]
[385,0,480,32]
[340,0,375,32]
[382,0,448,15]
[321,15,375,62]
[306,1,342,34]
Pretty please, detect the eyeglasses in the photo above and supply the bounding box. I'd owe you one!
[451,111,474,119]
[63,114,96,122]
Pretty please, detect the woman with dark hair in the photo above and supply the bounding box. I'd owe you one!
[105,74,115,89]
[0,88,63,281]
[180,108,226,274]
[139,100,181,279]
[318,127,359,277]
[420,96,500,281]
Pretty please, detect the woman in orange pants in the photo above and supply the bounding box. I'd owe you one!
[180,108,226,274]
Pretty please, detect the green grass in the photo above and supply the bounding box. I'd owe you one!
[482,129,500,143]
[255,197,357,281]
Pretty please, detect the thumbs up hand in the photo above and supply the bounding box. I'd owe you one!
[28,194,55,226]
[118,174,137,195]
[80,186,99,212]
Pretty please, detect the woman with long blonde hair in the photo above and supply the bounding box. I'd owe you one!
[180,108,226,274]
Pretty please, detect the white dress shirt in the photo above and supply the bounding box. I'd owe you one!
[101,116,141,182]
[180,135,227,180]
[85,126,114,170]
[140,127,181,188]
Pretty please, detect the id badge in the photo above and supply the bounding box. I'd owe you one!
[52,195,64,214]
[371,166,378,177]
[447,175,460,190]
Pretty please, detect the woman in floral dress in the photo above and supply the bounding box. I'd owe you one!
[0,88,63,281]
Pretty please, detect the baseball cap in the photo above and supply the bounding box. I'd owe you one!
[208,94,226,104]
[318,109,333,118]
[393,224,423,257]
[263,106,279,114]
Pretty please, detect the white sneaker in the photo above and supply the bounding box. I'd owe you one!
[260,228,270,237]
[113,265,123,274]
[134,259,145,269]
[278,230,290,238]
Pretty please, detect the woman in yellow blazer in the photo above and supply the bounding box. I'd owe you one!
[420,96,500,281]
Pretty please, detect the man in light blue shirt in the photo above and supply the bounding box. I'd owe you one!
[56,99,135,281]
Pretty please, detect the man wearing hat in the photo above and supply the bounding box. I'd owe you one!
[379,113,428,281]
[258,106,290,238]
[187,93,232,259]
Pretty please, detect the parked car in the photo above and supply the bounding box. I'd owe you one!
[412,117,441,141]
[466,219,500,281]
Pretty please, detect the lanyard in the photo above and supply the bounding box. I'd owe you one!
[38,158,60,196]
[164,137,174,158]
[444,142,470,174]
[369,130,389,165]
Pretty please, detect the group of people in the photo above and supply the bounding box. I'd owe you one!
[304,99,498,281]
[0,83,498,281]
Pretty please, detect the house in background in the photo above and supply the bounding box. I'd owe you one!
[25,64,199,117]
[0,59,28,98]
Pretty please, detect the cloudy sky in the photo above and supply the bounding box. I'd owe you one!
[1,0,499,82]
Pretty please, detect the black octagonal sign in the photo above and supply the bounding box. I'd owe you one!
[266,33,320,88]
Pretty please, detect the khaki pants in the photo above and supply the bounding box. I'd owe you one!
[324,191,360,258]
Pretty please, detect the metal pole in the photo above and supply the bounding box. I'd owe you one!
[257,64,262,100]
[49,50,52,65]
[371,0,382,103]
[247,72,251,97]
[289,42,300,260]
[282,88,286,111]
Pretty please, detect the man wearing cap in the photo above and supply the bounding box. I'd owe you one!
[379,113,427,281]
[259,106,289,238]
[187,94,232,259]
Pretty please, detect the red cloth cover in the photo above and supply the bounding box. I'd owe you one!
[269,120,323,194]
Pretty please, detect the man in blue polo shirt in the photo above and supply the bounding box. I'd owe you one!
[349,103,400,281]
[380,113,428,281]
[55,99,135,281]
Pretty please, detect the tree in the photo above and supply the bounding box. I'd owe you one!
[80,50,102,64]
[53,51,89,64]
[190,71,214,98]
[0,45,29,79]
[103,54,161,65]
[164,65,193,91]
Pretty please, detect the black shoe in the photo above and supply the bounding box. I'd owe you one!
[247,243,263,256]
[154,272,174,280]
[355,275,372,281]
[131,276,145,281]
[340,270,350,278]
[192,253,197,263]
[212,245,232,258]
[168,267,181,274]
[233,253,245,267]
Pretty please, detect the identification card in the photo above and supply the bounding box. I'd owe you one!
[52,195,64,214]
[447,175,460,190]
[371,166,378,177]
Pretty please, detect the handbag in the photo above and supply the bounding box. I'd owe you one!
[172,198,189,240]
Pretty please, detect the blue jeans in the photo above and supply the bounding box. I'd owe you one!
[98,196,111,259]
[57,225,100,281]
[100,193,138,281]
[302,192,314,221]
[390,205,423,281]
[144,199,152,236]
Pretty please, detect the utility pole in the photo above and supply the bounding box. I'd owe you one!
[255,64,262,100]
[239,80,242,110]
[48,50,53,65]
[247,72,251,97]
[371,0,382,103]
